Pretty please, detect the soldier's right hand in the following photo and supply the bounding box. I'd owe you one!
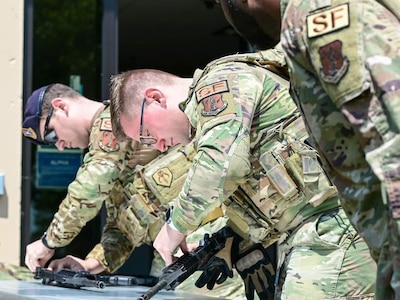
[25,239,55,272]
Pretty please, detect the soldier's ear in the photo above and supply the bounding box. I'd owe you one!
[144,88,166,106]
[52,98,68,112]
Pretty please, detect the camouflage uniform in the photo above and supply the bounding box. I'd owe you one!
[44,104,161,272]
[280,0,400,298]
[0,263,33,281]
[165,49,377,299]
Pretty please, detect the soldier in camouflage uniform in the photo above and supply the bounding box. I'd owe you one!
[21,83,245,299]
[109,48,376,299]
[21,83,160,274]
[213,0,400,299]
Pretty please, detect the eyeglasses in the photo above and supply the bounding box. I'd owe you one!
[139,98,157,145]
[43,106,58,144]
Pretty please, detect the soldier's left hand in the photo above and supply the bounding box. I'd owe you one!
[48,255,85,271]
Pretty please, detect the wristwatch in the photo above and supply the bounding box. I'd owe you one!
[41,232,56,250]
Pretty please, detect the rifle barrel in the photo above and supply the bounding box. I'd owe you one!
[137,279,168,300]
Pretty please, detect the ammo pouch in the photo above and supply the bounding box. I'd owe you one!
[263,117,337,206]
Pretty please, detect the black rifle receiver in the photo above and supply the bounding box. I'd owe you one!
[138,226,233,300]
[34,267,158,289]
[34,268,105,289]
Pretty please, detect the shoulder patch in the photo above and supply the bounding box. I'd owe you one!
[152,167,173,187]
[196,80,229,102]
[99,131,119,152]
[99,117,112,132]
[318,40,349,84]
[307,3,349,38]
[200,94,228,116]
[195,80,235,118]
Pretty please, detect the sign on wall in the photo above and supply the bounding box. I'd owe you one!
[36,146,82,189]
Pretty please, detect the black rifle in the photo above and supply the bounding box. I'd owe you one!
[34,267,158,289]
[138,226,233,300]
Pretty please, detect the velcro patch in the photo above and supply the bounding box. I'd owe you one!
[196,80,236,118]
[99,117,112,132]
[318,40,349,84]
[200,94,228,116]
[152,167,173,187]
[196,80,229,102]
[307,3,349,38]
[99,131,119,152]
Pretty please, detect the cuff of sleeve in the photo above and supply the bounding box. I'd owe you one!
[86,243,110,273]
[170,206,198,234]
[41,232,57,250]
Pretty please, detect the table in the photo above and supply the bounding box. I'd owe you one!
[0,280,221,300]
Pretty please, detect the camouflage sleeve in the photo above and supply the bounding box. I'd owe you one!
[86,146,164,273]
[45,109,138,249]
[85,227,134,273]
[171,64,277,233]
[86,183,165,273]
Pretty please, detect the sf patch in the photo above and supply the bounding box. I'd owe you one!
[306,3,349,38]
[196,80,235,117]
[99,117,112,131]
[318,40,349,84]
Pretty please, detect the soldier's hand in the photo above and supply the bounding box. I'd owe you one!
[195,255,233,290]
[235,243,276,300]
[48,256,105,274]
[153,223,187,266]
[48,255,85,271]
[25,239,55,272]
[195,227,241,290]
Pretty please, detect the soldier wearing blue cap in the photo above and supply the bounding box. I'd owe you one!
[22,83,161,274]
[22,84,57,145]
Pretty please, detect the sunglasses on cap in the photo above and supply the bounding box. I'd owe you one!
[43,106,58,144]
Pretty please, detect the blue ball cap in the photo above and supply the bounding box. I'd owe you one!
[21,85,52,145]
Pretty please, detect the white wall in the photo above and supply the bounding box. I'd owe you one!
[0,0,24,264]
